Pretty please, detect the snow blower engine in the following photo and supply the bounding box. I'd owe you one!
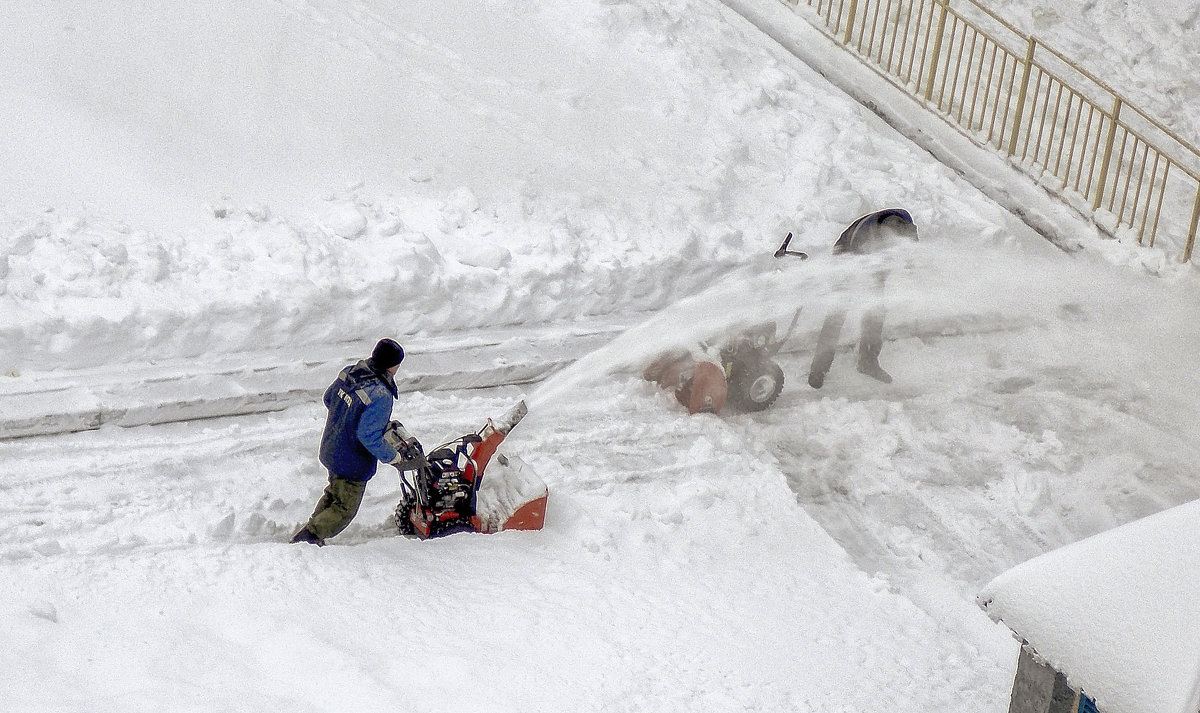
[386,400,548,539]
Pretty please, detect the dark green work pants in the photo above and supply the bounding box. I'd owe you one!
[303,475,368,541]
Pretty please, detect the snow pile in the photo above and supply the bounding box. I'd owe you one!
[0,0,1126,375]
[474,454,548,532]
[979,499,1200,713]
[0,193,753,370]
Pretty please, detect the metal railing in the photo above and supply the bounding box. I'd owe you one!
[778,0,1200,262]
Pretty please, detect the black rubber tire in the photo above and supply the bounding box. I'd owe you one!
[394,498,417,536]
[728,359,785,412]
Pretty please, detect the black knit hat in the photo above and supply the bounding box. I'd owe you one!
[371,338,404,370]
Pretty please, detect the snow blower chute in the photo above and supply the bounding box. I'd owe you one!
[387,400,548,539]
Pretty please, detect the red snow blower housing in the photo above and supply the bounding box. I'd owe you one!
[642,314,798,415]
[388,400,548,539]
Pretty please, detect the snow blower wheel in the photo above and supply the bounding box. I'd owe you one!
[729,359,785,411]
[395,497,417,536]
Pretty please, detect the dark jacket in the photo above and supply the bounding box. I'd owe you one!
[833,208,917,255]
[319,359,400,482]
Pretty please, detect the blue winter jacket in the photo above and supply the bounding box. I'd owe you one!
[319,359,400,482]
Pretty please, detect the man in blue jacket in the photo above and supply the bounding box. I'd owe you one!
[292,338,409,546]
[808,209,918,389]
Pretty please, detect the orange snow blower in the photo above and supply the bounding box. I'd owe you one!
[642,312,799,415]
[388,400,547,539]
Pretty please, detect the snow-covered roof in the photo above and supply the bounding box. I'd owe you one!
[978,499,1200,713]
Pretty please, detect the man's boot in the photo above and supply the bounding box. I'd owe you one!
[856,307,892,384]
[856,356,893,384]
[290,527,325,546]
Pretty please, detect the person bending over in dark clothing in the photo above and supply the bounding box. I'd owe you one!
[808,209,918,389]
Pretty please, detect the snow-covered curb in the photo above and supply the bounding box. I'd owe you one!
[0,309,1029,440]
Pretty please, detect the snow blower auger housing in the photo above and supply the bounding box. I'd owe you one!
[388,400,548,539]
[642,311,800,415]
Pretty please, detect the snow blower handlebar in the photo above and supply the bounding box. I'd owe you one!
[774,232,808,260]
[384,421,427,471]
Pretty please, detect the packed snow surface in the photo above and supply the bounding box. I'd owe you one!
[2,0,1199,712]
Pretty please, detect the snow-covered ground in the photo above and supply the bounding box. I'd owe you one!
[2,0,1198,711]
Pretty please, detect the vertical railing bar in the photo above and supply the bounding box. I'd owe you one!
[1073,104,1098,193]
[941,17,966,112]
[1020,69,1045,161]
[951,25,970,122]
[1183,184,1200,262]
[975,40,999,132]
[1007,36,1037,157]
[1058,91,1082,180]
[860,0,872,54]
[989,50,1014,147]
[897,0,917,84]
[867,0,883,59]
[843,0,859,44]
[989,49,1013,145]
[999,51,1020,149]
[1118,139,1148,225]
[918,0,935,86]
[950,24,969,120]
[857,0,868,53]
[1146,161,1171,249]
[947,21,968,119]
[1123,141,1149,228]
[1083,106,1106,199]
[898,0,916,84]
[1060,90,1080,177]
[878,0,891,69]
[972,41,991,132]
[875,0,888,61]
[883,0,901,74]
[1043,82,1066,171]
[922,0,949,101]
[1136,151,1162,244]
[1107,127,1131,213]
[955,27,980,124]
[1030,73,1055,166]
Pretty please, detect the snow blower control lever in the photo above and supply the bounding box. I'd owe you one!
[774,232,808,260]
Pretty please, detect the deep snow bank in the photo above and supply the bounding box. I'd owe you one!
[0,0,1097,374]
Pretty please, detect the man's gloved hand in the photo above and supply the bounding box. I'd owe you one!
[385,422,420,452]
[386,427,426,471]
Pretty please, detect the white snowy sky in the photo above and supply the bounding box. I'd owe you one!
[1,2,1197,712]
